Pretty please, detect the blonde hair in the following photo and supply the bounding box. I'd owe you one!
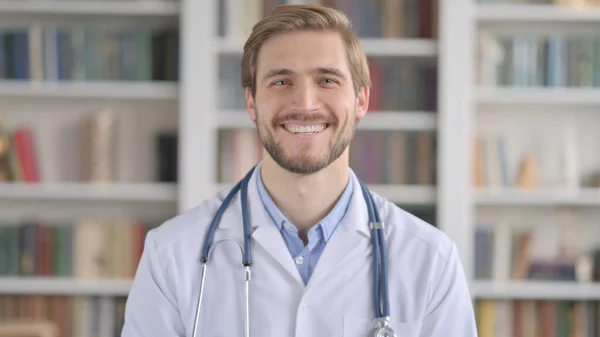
[241,4,371,97]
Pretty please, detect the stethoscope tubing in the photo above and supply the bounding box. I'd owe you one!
[359,180,390,319]
[192,166,391,337]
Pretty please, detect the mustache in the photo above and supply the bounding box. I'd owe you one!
[272,112,337,125]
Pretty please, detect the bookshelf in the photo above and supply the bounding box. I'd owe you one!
[472,0,600,335]
[0,0,181,333]
[3,0,598,335]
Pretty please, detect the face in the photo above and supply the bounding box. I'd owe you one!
[246,30,369,175]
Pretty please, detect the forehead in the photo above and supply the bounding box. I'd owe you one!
[255,30,350,76]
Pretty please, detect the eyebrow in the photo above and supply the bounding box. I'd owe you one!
[315,67,346,79]
[261,67,346,83]
[262,68,294,83]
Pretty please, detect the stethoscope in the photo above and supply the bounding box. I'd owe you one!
[191,166,396,337]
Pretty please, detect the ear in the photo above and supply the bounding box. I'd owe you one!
[355,85,370,119]
[246,87,257,121]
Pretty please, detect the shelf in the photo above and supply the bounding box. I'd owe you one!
[474,187,600,206]
[0,277,132,296]
[360,38,438,57]
[477,3,600,23]
[0,182,178,202]
[0,81,179,100]
[217,38,438,57]
[370,185,436,204]
[0,0,180,17]
[217,110,437,131]
[476,87,600,106]
[358,112,437,130]
[472,280,600,300]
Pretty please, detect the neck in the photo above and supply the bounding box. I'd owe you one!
[260,152,350,238]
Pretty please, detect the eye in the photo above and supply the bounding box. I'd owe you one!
[321,78,338,85]
[272,80,289,86]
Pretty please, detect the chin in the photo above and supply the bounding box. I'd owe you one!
[274,152,333,175]
[260,127,343,174]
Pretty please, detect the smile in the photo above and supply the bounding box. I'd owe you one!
[282,123,329,134]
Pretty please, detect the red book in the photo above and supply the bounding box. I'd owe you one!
[13,127,40,182]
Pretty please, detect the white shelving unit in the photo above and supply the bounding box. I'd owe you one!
[0,0,183,308]
[471,0,600,305]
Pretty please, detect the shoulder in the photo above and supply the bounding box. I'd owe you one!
[145,187,237,254]
[369,191,455,264]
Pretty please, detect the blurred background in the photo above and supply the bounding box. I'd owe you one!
[0,0,599,336]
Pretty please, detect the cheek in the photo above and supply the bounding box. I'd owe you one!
[322,98,355,122]
[256,99,285,121]
[319,89,354,107]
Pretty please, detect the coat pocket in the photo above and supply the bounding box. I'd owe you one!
[342,317,421,337]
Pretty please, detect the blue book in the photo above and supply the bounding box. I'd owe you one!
[11,30,29,80]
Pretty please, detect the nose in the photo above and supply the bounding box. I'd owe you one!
[291,82,320,111]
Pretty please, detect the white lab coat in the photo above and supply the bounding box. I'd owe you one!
[121,169,478,337]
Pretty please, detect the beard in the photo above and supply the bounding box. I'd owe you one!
[255,107,357,175]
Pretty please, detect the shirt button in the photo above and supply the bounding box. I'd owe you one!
[295,256,304,265]
[284,223,294,231]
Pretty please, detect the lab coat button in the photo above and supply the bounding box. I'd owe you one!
[295,257,304,265]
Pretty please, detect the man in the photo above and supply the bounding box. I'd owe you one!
[122,4,478,337]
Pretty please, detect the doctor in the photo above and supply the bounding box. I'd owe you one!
[121,4,477,337]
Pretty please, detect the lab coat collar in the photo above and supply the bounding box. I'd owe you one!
[216,165,373,287]
[218,164,372,238]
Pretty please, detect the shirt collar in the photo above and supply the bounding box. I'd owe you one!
[255,162,354,242]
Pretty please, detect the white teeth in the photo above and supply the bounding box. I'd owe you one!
[284,124,326,134]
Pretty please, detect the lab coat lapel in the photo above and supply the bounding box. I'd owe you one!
[245,169,305,286]
[306,173,371,287]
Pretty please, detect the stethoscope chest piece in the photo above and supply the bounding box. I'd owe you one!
[371,317,396,337]
[372,326,396,337]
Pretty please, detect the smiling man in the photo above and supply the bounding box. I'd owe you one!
[243,21,369,244]
[121,4,478,337]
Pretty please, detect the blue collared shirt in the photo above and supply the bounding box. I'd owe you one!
[256,164,354,285]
